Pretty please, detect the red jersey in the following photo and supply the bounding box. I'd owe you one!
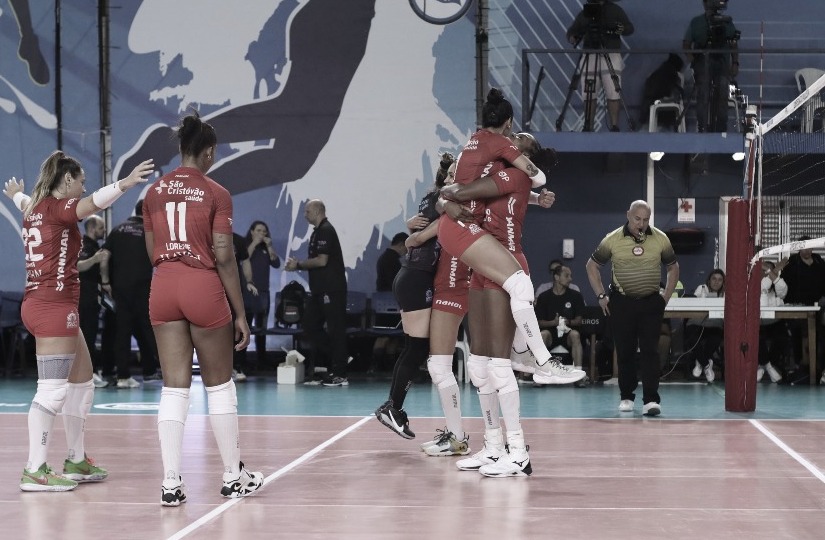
[454,130,522,223]
[22,197,82,302]
[143,166,233,270]
[484,167,531,254]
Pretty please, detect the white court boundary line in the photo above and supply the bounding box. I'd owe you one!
[750,419,825,484]
[166,415,372,540]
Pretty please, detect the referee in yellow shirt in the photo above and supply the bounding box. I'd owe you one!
[586,200,680,416]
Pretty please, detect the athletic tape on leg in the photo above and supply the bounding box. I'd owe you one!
[37,354,74,379]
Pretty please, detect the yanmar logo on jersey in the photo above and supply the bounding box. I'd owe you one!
[166,180,204,202]
[506,215,516,252]
[55,228,69,285]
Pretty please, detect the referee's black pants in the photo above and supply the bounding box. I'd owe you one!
[609,292,666,404]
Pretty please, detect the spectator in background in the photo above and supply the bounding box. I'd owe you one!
[232,231,256,382]
[100,200,160,388]
[686,269,725,383]
[757,261,787,383]
[376,232,409,291]
[535,264,586,375]
[776,235,825,382]
[240,220,280,377]
[535,258,581,297]
[285,200,349,386]
[566,0,634,132]
[77,215,114,387]
[683,0,739,133]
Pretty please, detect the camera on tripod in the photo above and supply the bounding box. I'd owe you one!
[705,0,740,48]
[580,0,623,44]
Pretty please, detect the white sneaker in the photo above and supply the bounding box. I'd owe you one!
[618,399,634,412]
[92,372,109,388]
[533,355,586,385]
[456,428,505,471]
[765,362,782,383]
[116,377,140,388]
[420,428,449,451]
[220,462,263,498]
[424,431,470,457]
[232,369,247,382]
[756,365,765,382]
[478,429,531,477]
[692,360,702,378]
[510,348,536,375]
[642,402,661,417]
[820,371,825,385]
[704,359,715,383]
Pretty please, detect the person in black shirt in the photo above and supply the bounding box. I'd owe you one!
[78,215,115,387]
[535,264,586,373]
[285,199,348,386]
[376,232,408,292]
[232,232,256,381]
[100,200,159,387]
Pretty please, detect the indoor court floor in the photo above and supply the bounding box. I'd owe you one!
[1,376,824,539]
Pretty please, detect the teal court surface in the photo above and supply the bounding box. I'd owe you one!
[1,376,824,539]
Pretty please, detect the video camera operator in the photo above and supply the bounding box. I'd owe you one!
[683,0,740,133]
[566,0,634,132]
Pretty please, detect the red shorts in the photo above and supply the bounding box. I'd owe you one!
[469,251,530,293]
[149,261,231,328]
[437,216,488,259]
[22,297,80,338]
[432,253,471,316]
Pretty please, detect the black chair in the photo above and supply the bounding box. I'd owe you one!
[365,291,404,338]
[265,291,304,350]
[0,291,27,377]
[579,305,608,380]
[345,291,368,337]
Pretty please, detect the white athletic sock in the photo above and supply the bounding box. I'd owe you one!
[477,391,500,430]
[498,389,522,435]
[158,387,190,487]
[63,380,94,463]
[26,405,56,472]
[502,272,551,363]
[206,381,241,480]
[511,329,528,353]
[438,382,463,437]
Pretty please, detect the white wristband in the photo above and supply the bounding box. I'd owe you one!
[92,181,124,209]
[529,169,546,188]
[12,192,31,212]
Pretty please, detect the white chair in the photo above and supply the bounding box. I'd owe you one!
[648,73,686,133]
[795,68,825,133]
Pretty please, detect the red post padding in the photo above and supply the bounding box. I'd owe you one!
[724,198,761,412]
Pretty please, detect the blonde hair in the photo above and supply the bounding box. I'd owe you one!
[26,150,82,218]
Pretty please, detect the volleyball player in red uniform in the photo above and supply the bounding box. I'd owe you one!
[3,151,153,491]
[375,156,473,457]
[143,112,263,506]
[443,135,580,476]
[438,90,581,390]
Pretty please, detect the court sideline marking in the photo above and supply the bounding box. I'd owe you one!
[750,419,825,483]
[167,415,373,540]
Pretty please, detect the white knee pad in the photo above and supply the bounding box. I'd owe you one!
[427,355,457,389]
[33,379,69,415]
[490,358,519,395]
[158,387,191,424]
[206,380,238,415]
[63,380,94,419]
[502,271,535,311]
[467,354,490,390]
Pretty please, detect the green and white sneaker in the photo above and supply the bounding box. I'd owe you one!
[63,455,108,482]
[20,463,78,492]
